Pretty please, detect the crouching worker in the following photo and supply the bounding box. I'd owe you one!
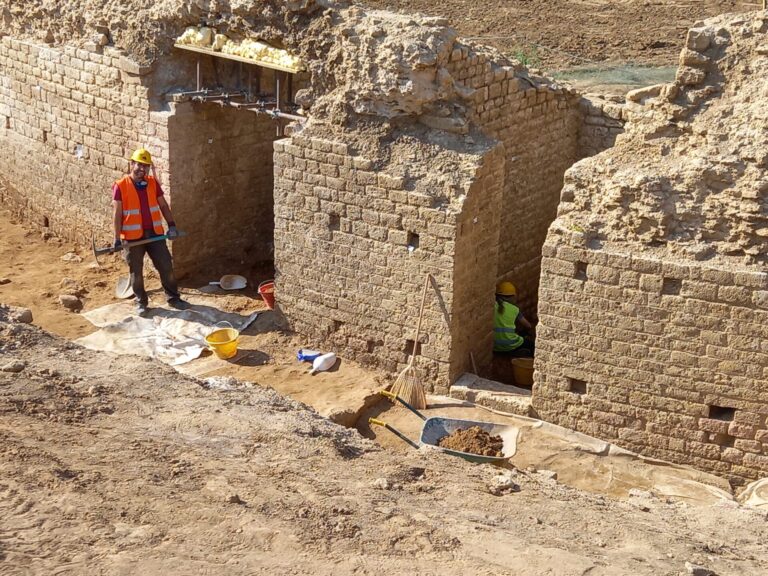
[113,148,188,316]
[493,281,535,358]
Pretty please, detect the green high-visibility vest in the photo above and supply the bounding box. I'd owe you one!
[493,301,524,352]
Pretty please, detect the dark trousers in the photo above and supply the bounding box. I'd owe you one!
[125,231,180,306]
[494,336,535,358]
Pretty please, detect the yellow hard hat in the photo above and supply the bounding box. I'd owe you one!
[496,281,517,297]
[130,148,153,165]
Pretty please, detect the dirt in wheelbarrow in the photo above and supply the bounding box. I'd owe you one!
[437,426,504,457]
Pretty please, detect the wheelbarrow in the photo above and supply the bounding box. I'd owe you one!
[369,390,517,464]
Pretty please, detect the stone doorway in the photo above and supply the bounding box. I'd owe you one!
[166,102,281,284]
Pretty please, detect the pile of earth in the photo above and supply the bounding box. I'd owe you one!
[437,425,504,457]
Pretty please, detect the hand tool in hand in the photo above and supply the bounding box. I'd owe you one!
[91,230,187,268]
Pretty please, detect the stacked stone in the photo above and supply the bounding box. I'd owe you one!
[534,236,768,484]
[0,37,167,244]
[578,95,626,159]
[273,132,501,393]
[445,43,584,317]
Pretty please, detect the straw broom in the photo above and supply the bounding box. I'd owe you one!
[391,273,431,409]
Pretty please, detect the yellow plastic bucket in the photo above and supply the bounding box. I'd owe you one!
[511,357,534,387]
[204,327,240,359]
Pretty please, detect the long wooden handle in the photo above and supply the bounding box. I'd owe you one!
[408,273,431,365]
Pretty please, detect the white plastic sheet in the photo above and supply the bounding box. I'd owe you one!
[76,299,258,366]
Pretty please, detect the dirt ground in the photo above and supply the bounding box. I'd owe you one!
[3,212,768,575]
[362,0,759,71]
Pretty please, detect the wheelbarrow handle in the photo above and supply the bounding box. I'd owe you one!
[380,390,426,421]
[368,417,420,449]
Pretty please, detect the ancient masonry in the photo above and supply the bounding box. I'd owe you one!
[0,8,617,393]
[4,4,764,482]
[534,13,768,485]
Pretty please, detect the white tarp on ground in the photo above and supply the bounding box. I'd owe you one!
[75,298,258,365]
[738,477,768,509]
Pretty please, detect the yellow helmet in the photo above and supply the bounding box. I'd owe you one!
[130,148,153,165]
[496,281,517,297]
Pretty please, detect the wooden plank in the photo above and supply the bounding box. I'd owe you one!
[173,43,303,74]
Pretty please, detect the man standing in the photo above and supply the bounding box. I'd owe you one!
[113,148,188,316]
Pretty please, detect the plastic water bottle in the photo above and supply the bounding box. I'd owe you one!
[309,352,336,375]
[297,349,321,362]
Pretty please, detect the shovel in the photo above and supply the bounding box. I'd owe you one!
[114,275,134,299]
[209,274,247,290]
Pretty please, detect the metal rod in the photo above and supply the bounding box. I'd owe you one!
[276,72,281,112]
[271,111,306,122]
[196,58,201,91]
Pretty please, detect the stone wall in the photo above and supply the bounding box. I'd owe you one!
[449,145,506,376]
[578,95,626,159]
[167,102,278,278]
[273,131,500,393]
[446,45,583,317]
[533,237,768,484]
[0,37,167,244]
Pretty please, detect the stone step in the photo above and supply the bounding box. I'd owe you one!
[449,373,533,417]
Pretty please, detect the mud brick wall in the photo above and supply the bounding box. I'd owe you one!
[167,102,278,278]
[0,37,169,245]
[578,95,626,159]
[446,45,583,317]
[533,239,768,484]
[273,132,497,392]
[449,145,506,375]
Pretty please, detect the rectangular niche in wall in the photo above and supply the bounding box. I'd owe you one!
[574,262,588,281]
[662,277,682,295]
[407,232,420,251]
[708,405,736,421]
[404,339,422,356]
[567,377,587,395]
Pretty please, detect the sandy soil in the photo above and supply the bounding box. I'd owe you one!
[362,0,759,71]
[3,307,768,575]
[3,208,768,575]
[0,209,385,424]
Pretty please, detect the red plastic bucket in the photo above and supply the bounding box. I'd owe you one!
[258,280,275,309]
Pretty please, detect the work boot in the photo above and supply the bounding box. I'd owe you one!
[168,298,190,311]
[136,302,149,317]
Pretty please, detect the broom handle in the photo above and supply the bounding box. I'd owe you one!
[408,273,431,367]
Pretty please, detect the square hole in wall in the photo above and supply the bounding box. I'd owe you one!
[42,130,47,143]
[332,320,343,332]
[404,339,422,356]
[708,405,736,421]
[574,262,588,281]
[709,432,735,448]
[3,116,9,129]
[567,377,588,395]
[329,213,340,231]
[662,277,681,295]
[407,232,420,251]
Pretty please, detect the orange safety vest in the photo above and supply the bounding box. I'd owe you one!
[115,176,164,241]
